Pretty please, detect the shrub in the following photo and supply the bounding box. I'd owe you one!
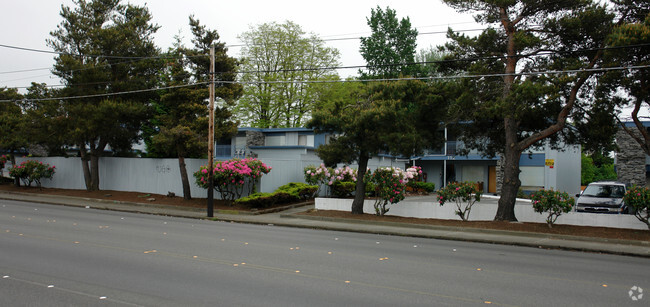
[9,160,56,188]
[234,191,300,209]
[276,182,318,200]
[234,192,278,208]
[437,181,482,221]
[0,155,8,171]
[623,186,650,230]
[406,181,435,194]
[194,158,272,202]
[366,167,414,216]
[303,164,331,197]
[304,164,331,185]
[331,181,356,198]
[326,166,358,197]
[530,189,574,228]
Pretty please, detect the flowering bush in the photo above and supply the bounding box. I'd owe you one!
[9,160,56,188]
[437,181,482,221]
[328,166,358,197]
[366,167,414,216]
[194,158,272,202]
[530,189,574,228]
[304,164,331,185]
[0,155,8,171]
[407,166,423,181]
[304,164,331,196]
[623,186,650,230]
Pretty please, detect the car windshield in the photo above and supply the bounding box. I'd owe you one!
[582,184,625,198]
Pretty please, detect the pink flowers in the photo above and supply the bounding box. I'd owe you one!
[194,158,272,201]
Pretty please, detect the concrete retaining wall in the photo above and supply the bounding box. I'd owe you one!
[315,197,648,230]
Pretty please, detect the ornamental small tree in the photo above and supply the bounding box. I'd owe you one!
[623,186,650,230]
[367,167,414,216]
[530,189,574,228]
[9,160,56,189]
[437,181,482,221]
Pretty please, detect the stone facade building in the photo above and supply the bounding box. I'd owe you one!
[615,128,648,187]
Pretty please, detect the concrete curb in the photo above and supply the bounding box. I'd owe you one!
[284,213,650,248]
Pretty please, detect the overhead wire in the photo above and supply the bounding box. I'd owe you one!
[1,64,647,103]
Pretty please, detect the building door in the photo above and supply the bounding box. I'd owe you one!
[488,166,497,193]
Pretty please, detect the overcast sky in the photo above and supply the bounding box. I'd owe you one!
[0,0,480,90]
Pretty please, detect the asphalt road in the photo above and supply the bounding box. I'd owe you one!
[1,199,648,307]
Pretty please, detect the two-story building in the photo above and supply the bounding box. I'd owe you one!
[217,127,581,196]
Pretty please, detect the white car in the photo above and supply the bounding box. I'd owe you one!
[575,181,629,214]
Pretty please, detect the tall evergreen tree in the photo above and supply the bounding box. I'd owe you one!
[146,17,241,200]
[47,0,163,191]
[440,0,616,221]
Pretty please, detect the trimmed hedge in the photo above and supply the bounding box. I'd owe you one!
[406,182,435,194]
[331,181,355,198]
[276,182,318,200]
[234,182,318,209]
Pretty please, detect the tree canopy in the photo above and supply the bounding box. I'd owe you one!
[308,80,450,214]
[440,0,617,221]
[597,4,650,155]
[146,17,241,200]
[236,21,340,128]
[47,0,163,190]
[359,6,419,79]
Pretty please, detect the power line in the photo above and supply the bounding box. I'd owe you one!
[4,40,648,84]
[2,65,646,103]
[0,27,486,61]
[0,82,209,102]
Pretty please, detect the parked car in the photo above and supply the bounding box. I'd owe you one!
[575,181,629,214]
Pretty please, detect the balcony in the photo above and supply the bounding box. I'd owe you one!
[423,141,459,156]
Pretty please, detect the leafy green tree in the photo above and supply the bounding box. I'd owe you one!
[22,83,68,157]
[308,80,449,214]
[0,87,25,153]
[415,46,446,78]
[581,153,596,185]
[0,87,25,185]
[146,17,241,200]
[440,0,616,221]
[237,21,340,128]
[359,6,418,79]
[47,0,163,191]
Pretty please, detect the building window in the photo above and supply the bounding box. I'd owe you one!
[298,135,314,147]
[265,135,285,146]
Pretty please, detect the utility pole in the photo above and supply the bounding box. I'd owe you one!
[207,44,215,217]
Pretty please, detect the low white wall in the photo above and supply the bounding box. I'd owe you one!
[315,197,649,230]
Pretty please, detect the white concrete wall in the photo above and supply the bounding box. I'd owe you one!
[8,153,404,198]
[315,197,648,230]
[15,156,212,197]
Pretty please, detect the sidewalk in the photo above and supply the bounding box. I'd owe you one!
[1,190,648,258]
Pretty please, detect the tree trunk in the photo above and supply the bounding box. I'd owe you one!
[79,148,92,191]
[495,117,522,221]
[89,153,100,191]
[351,152,369,214]
[178,155,192,200]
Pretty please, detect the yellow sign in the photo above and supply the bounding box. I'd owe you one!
[545,159,555,167]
